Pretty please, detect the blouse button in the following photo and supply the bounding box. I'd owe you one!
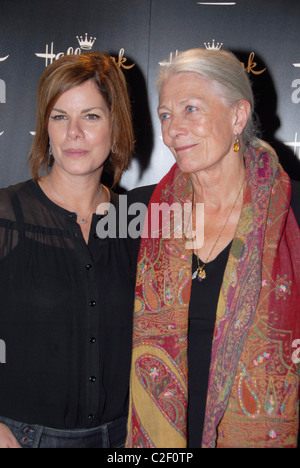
[89,376,96,383]
[89,300,96,307]
[86,264,92,270]
[90,337,96,344]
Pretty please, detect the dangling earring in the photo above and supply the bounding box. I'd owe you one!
[233,133,240,152]
[48,144,53,167]
[111,141,117,154]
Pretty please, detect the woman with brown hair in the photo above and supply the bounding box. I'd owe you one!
[0,53,134,448]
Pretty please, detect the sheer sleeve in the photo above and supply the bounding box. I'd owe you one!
[0,185,20,259]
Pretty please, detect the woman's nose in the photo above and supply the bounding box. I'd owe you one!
[67,119,84,139]
[167,115,187,139]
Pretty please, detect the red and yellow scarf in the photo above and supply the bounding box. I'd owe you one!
[126,147,300,448]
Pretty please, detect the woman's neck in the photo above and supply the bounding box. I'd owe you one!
[190,155,246,214]
[44,165,105,215]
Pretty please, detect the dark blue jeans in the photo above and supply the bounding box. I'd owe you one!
[0,415,127,448]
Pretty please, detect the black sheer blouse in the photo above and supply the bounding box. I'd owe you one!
[0,180,135,429]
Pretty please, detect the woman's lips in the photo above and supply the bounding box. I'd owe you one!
[63,148,88,158]
[174,143,198,152]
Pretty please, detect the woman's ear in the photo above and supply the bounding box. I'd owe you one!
[233,99,251,135]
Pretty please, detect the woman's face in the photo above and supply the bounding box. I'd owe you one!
[158,72,239,175]
[48,79,111,178]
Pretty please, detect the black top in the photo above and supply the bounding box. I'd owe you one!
[188,179,300,447]
[128,179,300,448]
[187,245,231,447]
[0,180,135,429]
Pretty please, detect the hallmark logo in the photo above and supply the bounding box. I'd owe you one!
[35,33,135,71]
[203,41,266,75]
[204,39,223,50]
[36,39,83,67]
[159,50,179,67]
[0,339,6,364]
[76,33,96,50]
[159,42,266,76]
[36,32,97,67]
[241,52,266,75]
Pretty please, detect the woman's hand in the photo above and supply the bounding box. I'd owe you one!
[0,423,22,448]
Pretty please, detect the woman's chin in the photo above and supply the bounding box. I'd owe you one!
[175,157,202,175]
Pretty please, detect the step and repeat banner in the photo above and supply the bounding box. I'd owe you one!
[0,0,300,190]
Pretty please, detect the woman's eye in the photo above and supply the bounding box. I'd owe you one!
[85,114,100,120]
[159,113,170,121]
[186,106,197,113]
[50,114,67,121]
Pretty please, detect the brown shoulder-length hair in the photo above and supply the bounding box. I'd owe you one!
[29,52,134,186]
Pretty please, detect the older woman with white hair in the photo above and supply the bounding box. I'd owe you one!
[126,48,300,448]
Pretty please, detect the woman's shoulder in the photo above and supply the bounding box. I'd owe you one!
[0,180,32,217]
[0,179,31,194]
[291,179,300,228]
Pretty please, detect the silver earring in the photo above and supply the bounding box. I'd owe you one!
[111,142,117,154]
[48,145,53,167]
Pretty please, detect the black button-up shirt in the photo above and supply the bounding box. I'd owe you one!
[0,180,135,429]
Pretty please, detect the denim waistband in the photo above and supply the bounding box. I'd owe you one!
[0,415,127,448]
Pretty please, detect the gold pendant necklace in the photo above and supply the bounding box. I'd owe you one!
[192,179,245,282]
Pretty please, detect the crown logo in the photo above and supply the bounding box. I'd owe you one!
[204,39,223,51]
[76,33,97,50]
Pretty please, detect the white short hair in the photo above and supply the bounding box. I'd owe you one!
[157,48,258,148]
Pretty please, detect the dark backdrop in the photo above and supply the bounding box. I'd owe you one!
[0,0,299,190]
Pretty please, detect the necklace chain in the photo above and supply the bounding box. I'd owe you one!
[193,179,245,282]
[48,175,103,225]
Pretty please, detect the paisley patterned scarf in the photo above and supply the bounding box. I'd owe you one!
[126,147,300,448]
